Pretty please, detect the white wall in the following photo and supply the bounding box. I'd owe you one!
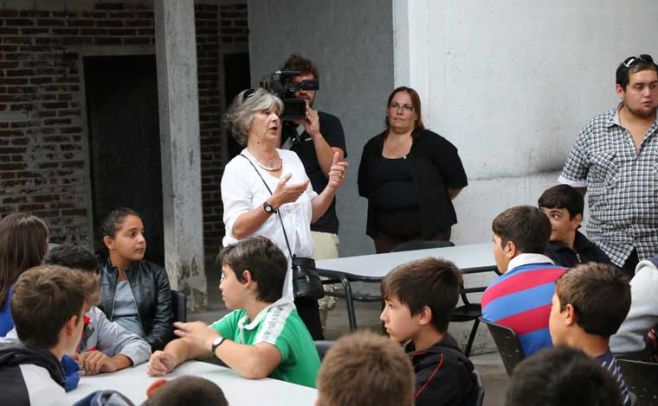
[394,0,658,244]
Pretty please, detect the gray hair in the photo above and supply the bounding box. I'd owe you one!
[225,88,284,146]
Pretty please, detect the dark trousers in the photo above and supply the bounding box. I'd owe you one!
[373,229,452,254]
[294,296,324,340]
[621,249,639,280]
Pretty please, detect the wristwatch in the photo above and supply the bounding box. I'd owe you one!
[263,201,277,214]
[211,336,225,356]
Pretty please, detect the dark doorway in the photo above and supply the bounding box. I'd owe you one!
[223,52,250,159]
[84,54,164,265]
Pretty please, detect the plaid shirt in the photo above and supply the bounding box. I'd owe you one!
[559,104,658,267]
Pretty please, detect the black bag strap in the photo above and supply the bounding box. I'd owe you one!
[239,153,296,260]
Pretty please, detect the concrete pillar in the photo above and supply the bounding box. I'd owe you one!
[154,0,207,310]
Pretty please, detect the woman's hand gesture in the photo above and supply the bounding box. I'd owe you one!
[271,173,310,208]
[327,151,349,189]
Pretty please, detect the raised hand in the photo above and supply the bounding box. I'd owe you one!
[327,151,348,189]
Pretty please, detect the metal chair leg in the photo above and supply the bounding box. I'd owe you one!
[464,317,480,357]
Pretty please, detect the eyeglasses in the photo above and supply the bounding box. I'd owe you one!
[389,102,415,112]
[623,54,654,68]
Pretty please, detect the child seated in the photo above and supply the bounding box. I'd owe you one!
[482,205,566,356]
[316,331,415,406]
[45,244,151,374]
[147,237,320,388]
[144,375,228,406]
[506,346,623,406]
[549,262,631,405]
[538,184,610,267]
[380,257,478,406]
[0,265,86,404]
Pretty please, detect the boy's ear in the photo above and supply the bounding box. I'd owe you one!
[504,240,517,259]
[64,314,81,336]
[571,213,583,228]
[242,270,255,288]
[418,305,433,326]
[564,303,577,326]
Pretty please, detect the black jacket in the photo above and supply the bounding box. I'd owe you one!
[358,129,468,239]
[98,256,173,351]
[406,334,478,406]
[544,231,611,268]
[0,343,65,404]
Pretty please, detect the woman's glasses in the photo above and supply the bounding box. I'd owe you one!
[389,102,415,112]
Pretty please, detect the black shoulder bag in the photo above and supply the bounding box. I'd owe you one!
[239,154,325,300]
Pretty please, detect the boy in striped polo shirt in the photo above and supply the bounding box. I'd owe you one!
[482,205,567,356]
[549,263,631,406]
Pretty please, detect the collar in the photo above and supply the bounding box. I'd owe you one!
[236,297,293,331]
[507,253,554,271]
[607,102,658,128]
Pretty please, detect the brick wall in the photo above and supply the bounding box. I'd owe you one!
[0,1,249,253]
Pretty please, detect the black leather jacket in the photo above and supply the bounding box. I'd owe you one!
[98,255,173,351]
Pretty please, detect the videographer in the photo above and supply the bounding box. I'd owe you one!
[280,55,347,332]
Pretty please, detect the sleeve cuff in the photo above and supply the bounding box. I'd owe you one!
[558,175,587,188]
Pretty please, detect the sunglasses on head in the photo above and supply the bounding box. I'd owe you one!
[623,54,654,68]
[242,88,256,102]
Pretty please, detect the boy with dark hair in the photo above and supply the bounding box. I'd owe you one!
[316,331,415,406]
[506,346,623,406]
[0,265,86,404]
[144,375,228,406]
[538,184,610,267]
[44,244,151,374]
[482,205,567,356]
[549,263,631,405]
[379,257,477,406]
[147,237,320,387]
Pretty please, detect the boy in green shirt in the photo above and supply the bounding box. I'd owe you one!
[147,237,320,388]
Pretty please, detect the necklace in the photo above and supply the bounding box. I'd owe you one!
[254,157,281,171]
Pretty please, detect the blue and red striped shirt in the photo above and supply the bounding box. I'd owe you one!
[482,254,566,357]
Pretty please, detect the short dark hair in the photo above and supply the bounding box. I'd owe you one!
[556,263,630,338]
[218,237,287,303]
[281,54,319,79]
[492,205,551,254]
[317,331,414,406]
[616,54,658,90]
[11,265,85,348]
[145,375,228,406]
[380,257,462,332]
[506,346,623,406]
[538,184,584,218]
[45,244,100,304]
[45,244,98,273]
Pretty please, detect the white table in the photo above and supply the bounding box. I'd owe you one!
[316,242,498,330]
[65,360,317,405]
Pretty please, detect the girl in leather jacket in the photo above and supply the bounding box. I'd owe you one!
[97,208,173,351]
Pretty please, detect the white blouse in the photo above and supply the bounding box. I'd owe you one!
[221,148,318,299]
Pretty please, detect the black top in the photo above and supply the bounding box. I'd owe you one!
[371,157,420,236]
[98,255,174,351]
[406,334,478,406]
[358,129,468,239]
[544,231,611,268]
[282,111,347,234]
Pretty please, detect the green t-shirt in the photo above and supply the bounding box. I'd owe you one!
[210,299,320,388]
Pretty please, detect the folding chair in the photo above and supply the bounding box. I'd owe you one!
[481,317,524,376]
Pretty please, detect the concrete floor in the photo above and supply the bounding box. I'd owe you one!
[191,264,509,406]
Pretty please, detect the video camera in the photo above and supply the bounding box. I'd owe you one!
[259,70,319,121]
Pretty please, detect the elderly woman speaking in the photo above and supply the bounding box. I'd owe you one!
[221,88,348,339]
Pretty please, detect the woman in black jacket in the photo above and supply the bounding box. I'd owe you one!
[358,87,468,253]
[98,207,173,350]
